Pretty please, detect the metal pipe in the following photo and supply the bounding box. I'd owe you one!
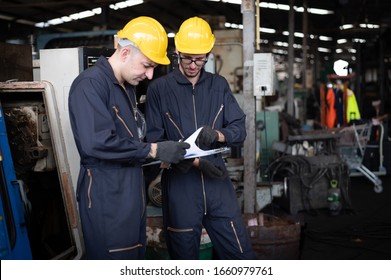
[255,0,260,51]
[287,0,295,116]
[242,0,256,214]
[302,0,308,91]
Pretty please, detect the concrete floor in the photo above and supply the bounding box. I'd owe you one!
[265,175,391,260]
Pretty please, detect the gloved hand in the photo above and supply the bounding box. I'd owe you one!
[172,158,195,173]
[198,158,227,180]
[196,126,219,148]
[156,141,190,164]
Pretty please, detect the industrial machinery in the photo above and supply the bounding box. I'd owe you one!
[0,98,32,259]
[269,131,352,214]
[0,81,80,259]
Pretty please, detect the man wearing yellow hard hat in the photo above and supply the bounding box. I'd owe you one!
[68,16,189,260]
[145,17,256,259]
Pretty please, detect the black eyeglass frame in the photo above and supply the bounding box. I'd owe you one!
[178,53,208,66]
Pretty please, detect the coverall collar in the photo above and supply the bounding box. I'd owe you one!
[172,68,207,86]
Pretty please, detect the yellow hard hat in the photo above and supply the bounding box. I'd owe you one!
[117,16,170,65]
[174,17,216,54]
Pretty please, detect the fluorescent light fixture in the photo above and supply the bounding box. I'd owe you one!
[222,0,242,4]
[274,41,289,47]
[272,49,288,55]
[61,16,72,23]
[336,49,343,53]
[47,18,64,25]
[0,14,14,21]
[273,41,302,49]
[293,43,302,49]
[36,7,102,27]
[337,39,347,44]
[0,14,37,26]
[307,8,333,15]
[340,23,380,30]
[348,48,356,53]
[318,47,331,53]
[16,19,36,26]
[319,36,333,41]
[167,32,175,38]
[359,23,380,29]
[259,2,332,15]
[36,1,142,27]
[110,0,143,10]
[226,21,274,33]
[225,22,243,29]
[340,24,354,30]
[353,38,366,43]
[282,32,334,42]
[209,1,333,15]
[260,2,289,10]
[260,27,276,33]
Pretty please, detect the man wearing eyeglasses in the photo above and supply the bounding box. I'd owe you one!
[145,17,255,260]
[68,17,190,260]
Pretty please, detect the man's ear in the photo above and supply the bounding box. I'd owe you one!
[120,46,131,61]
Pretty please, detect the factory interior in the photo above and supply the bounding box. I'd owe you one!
[1,0,391,261]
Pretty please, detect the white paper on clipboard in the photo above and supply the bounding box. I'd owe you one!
[142,128,230,166]
[184,127,230,159]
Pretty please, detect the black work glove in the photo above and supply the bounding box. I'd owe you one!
[196,126,219,148]
[156,141,190,164]
[198,158,228,180]
[172,158,195,173]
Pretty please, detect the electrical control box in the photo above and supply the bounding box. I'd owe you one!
[253,53,275,96]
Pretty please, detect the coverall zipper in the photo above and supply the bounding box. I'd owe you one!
[230,221,244,253]
[87,168,92,208]
[140,169,146,219]
[192,89,207,215]
[192,91,198,130]
[112,106,133,137]
[165,112,185,139]
[212,104,224,129]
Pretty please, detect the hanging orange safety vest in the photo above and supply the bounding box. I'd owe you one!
[326,87,337,128]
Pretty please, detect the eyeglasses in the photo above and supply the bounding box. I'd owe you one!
[179,56,208,66]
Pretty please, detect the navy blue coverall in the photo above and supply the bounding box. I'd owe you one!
[145,68,255,259]
[68,56,150,259]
